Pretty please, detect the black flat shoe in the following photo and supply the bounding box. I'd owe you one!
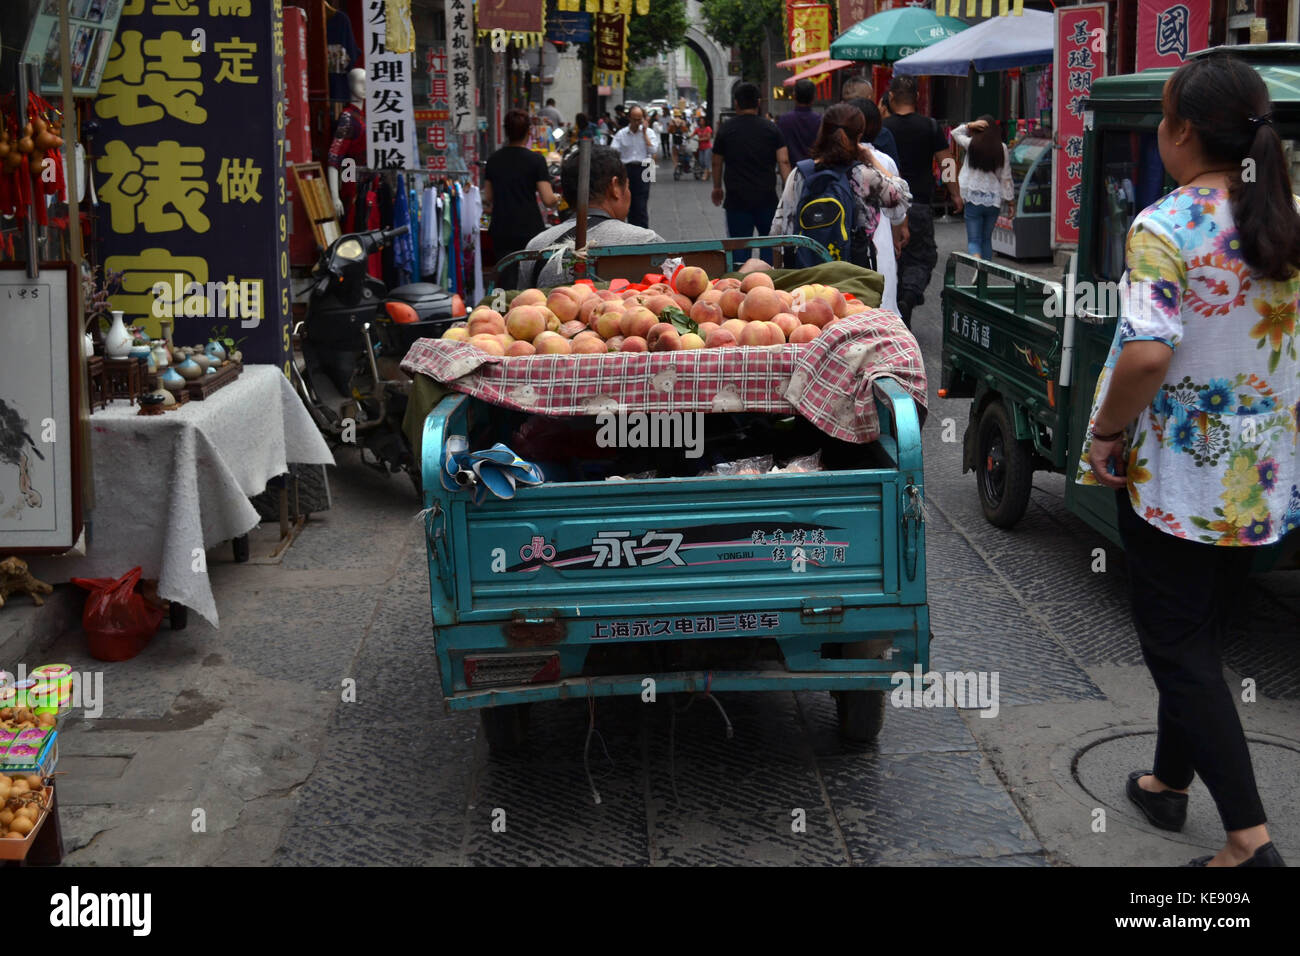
[1184,842,1286,867]
[1127,770,1188,832]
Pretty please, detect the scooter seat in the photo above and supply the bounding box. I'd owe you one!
[388,283,457,321]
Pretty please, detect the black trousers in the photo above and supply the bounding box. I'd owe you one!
[625,162,651,229]
[1115,491,1266,832]
[897,203,937,310]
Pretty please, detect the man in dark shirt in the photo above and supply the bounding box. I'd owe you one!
[777,79,821,165]
[881,75,962,326]
[842,77,898,168]
[711,83,791,268]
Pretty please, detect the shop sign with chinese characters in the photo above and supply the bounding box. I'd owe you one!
[366,0,418,168]
[93,0,291,373]
[787,3,831,61]
[1052,3,1107,247]
[444,0,478,137]
[593,13,627,87]
[1135,0,1208,72]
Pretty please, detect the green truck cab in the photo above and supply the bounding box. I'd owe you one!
[940,44,1300,567]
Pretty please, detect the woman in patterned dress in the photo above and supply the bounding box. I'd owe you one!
[1080,54,1300,867]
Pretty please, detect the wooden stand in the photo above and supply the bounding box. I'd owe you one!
[102,356,146,405]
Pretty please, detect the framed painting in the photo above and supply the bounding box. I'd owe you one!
[0,263,83,553]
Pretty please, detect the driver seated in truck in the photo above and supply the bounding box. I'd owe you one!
[519,145,665,289]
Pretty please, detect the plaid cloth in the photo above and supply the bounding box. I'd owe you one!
[399,309,927,444]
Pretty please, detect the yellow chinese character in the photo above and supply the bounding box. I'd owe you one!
[98,141,210,233]
[215,38,258,84]
[152,0,200,13]
[218,158,263,203]
[210,0,251,13]
[95,31,206,126]
[104,248,210,327]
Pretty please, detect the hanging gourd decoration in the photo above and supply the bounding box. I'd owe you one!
[16,123,34,154]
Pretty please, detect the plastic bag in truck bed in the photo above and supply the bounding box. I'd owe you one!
[400,308,926,445]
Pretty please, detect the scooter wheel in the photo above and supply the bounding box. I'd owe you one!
[673,169,681,181]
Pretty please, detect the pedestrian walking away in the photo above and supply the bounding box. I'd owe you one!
[769,103,910,272]
[712,83,790,269]
[1081,53,1300,869]
[777,78,822,166]
[883,74,962,326]
[609,106,660,230]
[846,97,907,313]
[483,109,558,290]
[695,116,714,181]
[842,75,898,167]
[950,115,1014,260]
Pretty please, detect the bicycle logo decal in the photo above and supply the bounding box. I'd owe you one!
[519,535,557,563]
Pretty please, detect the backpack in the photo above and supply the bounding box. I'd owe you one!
[791,159,874,271]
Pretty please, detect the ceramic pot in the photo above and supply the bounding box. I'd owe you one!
[83,332,94,358]
[151,341,170,368]
[104,311,132,358]
[161,367,186,392]
[160,319,176,361]
[205,366,216,375]
[149,387,176,407]
[206,341,227,362]
[190,352,213,372]
[176,356,202,380]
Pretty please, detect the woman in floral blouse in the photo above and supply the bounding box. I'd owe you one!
[1080,54,1299,867]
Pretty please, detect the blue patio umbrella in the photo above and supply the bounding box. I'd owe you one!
[893,9,1055,75]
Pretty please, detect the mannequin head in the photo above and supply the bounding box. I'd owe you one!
[348,68,365,104]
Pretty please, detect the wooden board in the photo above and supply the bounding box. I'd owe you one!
[182,361,243,401]
[291,162,340,249]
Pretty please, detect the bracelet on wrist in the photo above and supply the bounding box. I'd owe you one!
[1091,426,1125,442]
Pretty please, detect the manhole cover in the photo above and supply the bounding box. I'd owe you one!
[1074,732,1300,851]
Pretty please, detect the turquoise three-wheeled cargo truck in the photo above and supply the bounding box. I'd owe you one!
[940,44,1300,569]
[414,237,930,752]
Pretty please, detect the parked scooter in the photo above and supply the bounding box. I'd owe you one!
[292,225,463,496]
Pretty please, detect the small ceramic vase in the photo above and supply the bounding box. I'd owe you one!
[160,319,176,361]
[104,310,132,358]
[151,387,176,407]
[161,367,186,392]
[206,341,227,362]
[151,341,170,368]
[190,352,213,373]
[83,332,94,358]
[176,357,202,381]
[205,366,216,375]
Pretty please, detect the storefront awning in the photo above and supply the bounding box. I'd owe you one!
[893,9,1055,76]
[776,49,830,70]
[782,58,856,86]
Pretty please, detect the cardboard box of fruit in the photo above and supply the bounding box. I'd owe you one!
[0,774,53,860]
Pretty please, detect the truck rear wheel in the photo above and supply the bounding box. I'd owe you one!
[480,704,530,755]
[975,400,1033,529]
[835,690,886,742]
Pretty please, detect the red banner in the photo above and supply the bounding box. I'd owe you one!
[593,13,627,87]
[787,3,832,60]
[1052,4,1107,247]
[837,0,874,33]
[475,0,547,36]
[1135,0,1210,72]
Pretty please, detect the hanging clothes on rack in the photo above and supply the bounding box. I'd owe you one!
[422,182,440,283]
[407,174,422,283]
[392,172,414,287]
[460,184,484,306]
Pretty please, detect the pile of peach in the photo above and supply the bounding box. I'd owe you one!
[441,267,871,356]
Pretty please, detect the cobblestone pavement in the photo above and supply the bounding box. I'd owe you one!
[48,158,1299,866]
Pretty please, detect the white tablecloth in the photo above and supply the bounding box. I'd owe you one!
[30,366,334,628]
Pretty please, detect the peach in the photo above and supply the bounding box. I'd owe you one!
[620,335,647,353]
[698,288,724,306]
[511,288,546,307]
[788,324,821,344]
[468,306,504,325]
[644,283,672,295]
[719,289,745,318]
[690,299,724,326]
[505,340,537,356]
[714,277,742,292]
[675,266,710,299]
[764,322,786,345]
[596,289,620,301]
[592,310,624,340]
[579,296,601,325]
[796,283,849,317]
[795,298,836,329]
[771,312,801,339]
[738,257,772,274]
[644,294,677,316]
[441,326,469,342]
[738,287,781,323]
[546,288,581,322]
[739,322,771,347]
[605,335,625,351]
[468,333,505,355]
[569,283,595,302]
[721,318,747,342]
[647,323,681,351]
[705,328,738,348]
[559,320,587,339]
[572,335,607,354]
[740,271,774,292]
[620,306,657,340]
[469,311,507,336]
[671,293,693,312]
[775,289,793,309]
[679,332,705,350]
[533,331,571,354]
[504,307,545,342]
[496,333,515,348]
[696,321,720,339]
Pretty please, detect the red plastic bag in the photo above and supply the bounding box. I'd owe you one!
[71,567,164,662]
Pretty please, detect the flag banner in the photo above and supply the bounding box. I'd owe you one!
[1052,3,1107,246]
[593,12,627,87]
[1135,0,1210,72]
[477,0,548,46]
